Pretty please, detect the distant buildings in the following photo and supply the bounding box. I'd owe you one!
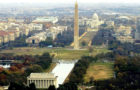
[79,13,104,31]
[105,21,115,27]
[87,13,104,31]
[116,25,132,35]
[0,31,9,44]
[26,32,47,44]
[49,26,68,40]
[27,73,57,89]
[0,18,45,46]
[32,16,58,24]
[26,25,68,45]
[30,23,43,31]
[114,25,134,43]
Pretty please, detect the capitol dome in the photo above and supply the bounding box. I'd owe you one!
[92,13,99,21]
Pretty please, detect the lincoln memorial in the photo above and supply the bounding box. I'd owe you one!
[27,73,57,89]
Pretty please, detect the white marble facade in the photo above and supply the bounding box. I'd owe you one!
[27,73,57,89]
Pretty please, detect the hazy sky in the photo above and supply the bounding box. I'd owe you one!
[0,0,140,3]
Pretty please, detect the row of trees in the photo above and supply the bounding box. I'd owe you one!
[47,83,77,90]
[69,56,96,84]
[0,52,52,85]
[8,82,77,90]
[8,82,36,90]
[92,24,114,45]
[39,37,53,47]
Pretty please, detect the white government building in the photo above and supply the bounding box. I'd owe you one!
[27,73,58,89]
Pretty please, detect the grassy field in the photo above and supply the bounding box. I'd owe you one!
[91,46,110,56]
[0,47,89,60]
[84,62,114,83]
[0,46,110,60]
[80,31,97,47]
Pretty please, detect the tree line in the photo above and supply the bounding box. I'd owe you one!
[69,56,96,84]
[0,52,52,86]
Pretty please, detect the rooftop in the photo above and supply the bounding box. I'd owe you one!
[28,73,57,79]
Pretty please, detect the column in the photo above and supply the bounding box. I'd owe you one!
[42,80,44,88]
[43,80,44,88]
[47,80,49,88]
[51,80,53,85]
[38,80,40,88]
[40,80,43,88]
[36,80,38,88]
[50,80,51,85]
[34,80,36,86]
[50,80,52,85]
[44,80,46,88]
[52,80,54,85]
[40,80,42,88]
[35,80,37,88]
[27,80,29,86]
[47,80,48,88]
[41,80,43,88]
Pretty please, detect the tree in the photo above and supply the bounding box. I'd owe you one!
[95,56,140,90]
[89,77,94,84]
[48,85,56,90]
[36,52,52,69]
[8,82,27,90]
[9,66,19,72]
[25,65,43,76]
[57,83,77,90]
[29,83,36,90]
[81,41,87,46]
[39,37,53,47]
[88,46,94,56]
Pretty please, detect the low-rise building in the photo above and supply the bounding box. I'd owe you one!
[26,32,47,44]
[49,26,68,40]
[0,36,3,45]
[7,32,15,41]
[27,73,57,89]
[29,23,43,31]
[105,21,115,26]
[32,16,58,24]
[0,31,9,43]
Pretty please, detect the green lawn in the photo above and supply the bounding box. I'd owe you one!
[0,47,110,60]
[91,46,111,56]
[84,62,114,83]
[0,47,89,60]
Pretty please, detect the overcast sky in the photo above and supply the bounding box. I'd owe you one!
[0,0,140,3]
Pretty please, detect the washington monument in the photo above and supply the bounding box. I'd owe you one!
[74,1,79,49]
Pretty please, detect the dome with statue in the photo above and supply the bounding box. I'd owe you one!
[92,13,99,21]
